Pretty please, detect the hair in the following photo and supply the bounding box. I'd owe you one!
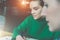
[31,0,44,7]
[40,0,44,7]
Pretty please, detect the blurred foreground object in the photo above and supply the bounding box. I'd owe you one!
[0,30,12,40]
[0,30,12,37]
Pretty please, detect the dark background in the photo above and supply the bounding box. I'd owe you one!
[0,0,31,33]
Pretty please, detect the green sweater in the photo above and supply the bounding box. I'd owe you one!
[12,15,60,40]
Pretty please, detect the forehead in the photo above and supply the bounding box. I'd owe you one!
[30,1,40,8]
[43,0,58,7]
[43,0,57,4]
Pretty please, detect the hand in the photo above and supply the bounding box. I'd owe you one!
[16,35,25,40]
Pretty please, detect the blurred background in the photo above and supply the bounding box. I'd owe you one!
[0,0,31,38]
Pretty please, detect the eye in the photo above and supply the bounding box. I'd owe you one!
[33,7,39,10]
[57,0,60,4]
[44,3,48,8]
[57,0,60,3]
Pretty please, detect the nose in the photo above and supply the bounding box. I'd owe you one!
[31,10,35,14]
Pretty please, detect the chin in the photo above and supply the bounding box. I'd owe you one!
[33,16,37,19]
[49,26,60,32]
[34,16,41,20]
[34,18,37,20]
[34,17,40,20]
[48,24,56,32]
[49,27,55,32]
[48,23,60,32]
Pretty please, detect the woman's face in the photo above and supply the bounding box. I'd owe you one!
[30,1,42,20]
[43,0,60,32]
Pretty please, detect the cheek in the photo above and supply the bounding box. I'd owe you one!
[47,4,59,14]
[41,7,48,16]
[47,7,57,17]
[47,13,60,28]
[36,8,42,14]
[36,11,40,14]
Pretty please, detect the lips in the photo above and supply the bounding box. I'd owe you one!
[33,14,37,17]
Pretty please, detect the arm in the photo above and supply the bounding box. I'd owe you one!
[12,16,30,40]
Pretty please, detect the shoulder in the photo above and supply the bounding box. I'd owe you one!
[25,15,33,20]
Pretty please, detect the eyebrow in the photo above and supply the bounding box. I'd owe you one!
[33,6,40,10]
